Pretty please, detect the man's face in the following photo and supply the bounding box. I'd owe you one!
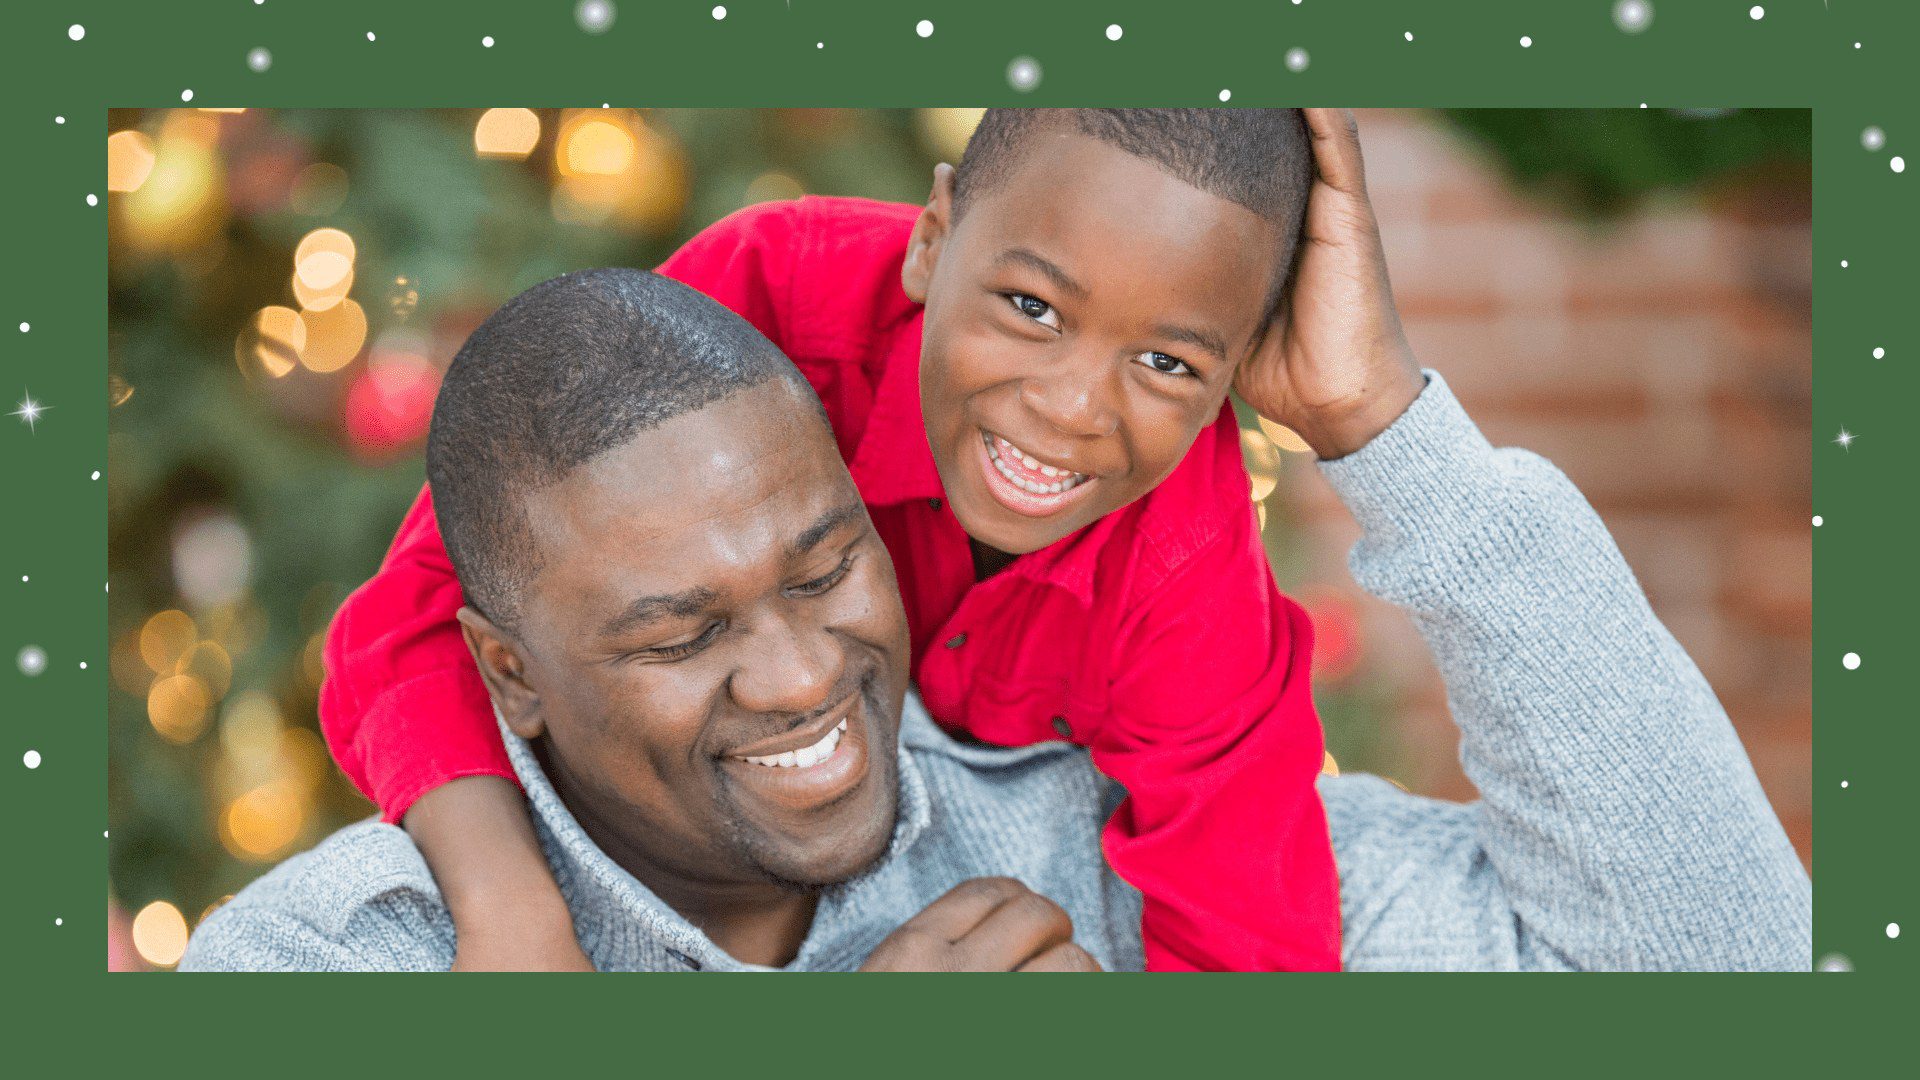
[911,132,1285,555]
[491,379,911,893]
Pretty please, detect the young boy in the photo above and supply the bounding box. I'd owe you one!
[321,108,1426,971]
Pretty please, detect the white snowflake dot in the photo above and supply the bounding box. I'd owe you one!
[916,20,934,38]
[21,575,27,582]
[1219,89,1232,103]
[1107,25,1123,42]
[23,750,41,769]
[576,0,617,35]
[1862,126,1885,152]
[1892,156,1906,174]
[1840,259,1849,268]
[1840,779,1848,788]
[712,5,726,19]
[54,918,62,926]
[1007,56,1041,92]
[18,322,27,332]
[1872,347,1885,359]
[1889,922,1901,939]
[1749,6,1764,21]
[90,469,100,480]
[1843,652,1861,670]
[816,42,824,49]
[55,116,65,124]
[17,646,47,677]
[247,47,272,73]
[181,89,193,102]
[482,35,494,48]
[68,24,85,42]
[1285,47,1309,72]
[1854,42,1861,49]
[86,193,98,207]
[1404,32,1413,42]
[1612,1,1653,35]
[367,32,376,42]
[79,661,88,670]
[1520,36,1533,48]
[1811,515,1822,527]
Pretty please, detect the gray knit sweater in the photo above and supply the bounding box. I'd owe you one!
[181,372,1811,972]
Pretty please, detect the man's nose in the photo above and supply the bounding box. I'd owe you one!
[1020,351,1121,439]
[727,617,846,718]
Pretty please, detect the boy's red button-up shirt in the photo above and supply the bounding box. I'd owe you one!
[321,197,1340,971]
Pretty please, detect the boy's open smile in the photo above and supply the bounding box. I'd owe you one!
[977,428,1098,517]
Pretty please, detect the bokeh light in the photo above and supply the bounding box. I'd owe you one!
[139,610,199,673]
[1257,415,1315,454]
[106,130,157,193]
[234,305,306,378]
[148,672,212,743]
[297,297,368,373]
[223,783,305,860]
[474,107,541,159]
[131,900,191,967]
[915,108,984,163]
[1240,428,1282,502]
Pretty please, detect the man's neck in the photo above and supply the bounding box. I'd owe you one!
[535,742,819,968]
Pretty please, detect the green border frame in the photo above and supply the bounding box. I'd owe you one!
[3,0,1909,1065]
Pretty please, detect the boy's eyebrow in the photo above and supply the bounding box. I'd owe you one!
[1151,321,1230,365]
[993,248,1090,302]
[601,585,719,639]
[786,501,868,560]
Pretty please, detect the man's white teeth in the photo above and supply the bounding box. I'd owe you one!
[984,433,1089,497]
[742,719,846,768]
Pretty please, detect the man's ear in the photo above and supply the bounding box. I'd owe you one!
[901,162,956,305]
[456,606,545,741]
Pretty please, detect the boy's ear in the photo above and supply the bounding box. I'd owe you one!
[456,605,545,741]
[901,162,956,305]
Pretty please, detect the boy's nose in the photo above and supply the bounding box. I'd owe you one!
[1020,362,1120,439]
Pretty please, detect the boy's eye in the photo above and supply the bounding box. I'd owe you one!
[1132,351,1196,378]
[1005,293,1060,329]
[789,553,856,598]
[644,621,723,662]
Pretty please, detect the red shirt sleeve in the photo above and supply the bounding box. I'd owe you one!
[319,205,806,821]
[1092,498,1342,972]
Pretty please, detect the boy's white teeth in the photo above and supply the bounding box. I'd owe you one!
[742,719,847,768]
[983,432,1089,497]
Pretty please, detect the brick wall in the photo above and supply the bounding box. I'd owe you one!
[1277,109,1813,867]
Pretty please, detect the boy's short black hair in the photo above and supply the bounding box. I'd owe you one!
[952,108,1316,310]
[426,267,815,629]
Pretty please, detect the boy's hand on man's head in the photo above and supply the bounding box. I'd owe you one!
[1235,108,1426,461]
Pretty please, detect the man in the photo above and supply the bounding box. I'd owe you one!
[183,269,1810,972]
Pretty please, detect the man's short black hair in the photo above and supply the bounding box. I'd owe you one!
[427,268,814,629]
[952,108,1315,310]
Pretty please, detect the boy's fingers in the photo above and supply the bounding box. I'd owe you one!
[1301,107,1368,197]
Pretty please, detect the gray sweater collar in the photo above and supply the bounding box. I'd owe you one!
[498,702,936,971]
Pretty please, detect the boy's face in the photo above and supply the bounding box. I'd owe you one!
[905,131,1286,555]
[466,380,912,896]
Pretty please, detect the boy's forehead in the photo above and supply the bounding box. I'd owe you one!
[967,134,1283,335]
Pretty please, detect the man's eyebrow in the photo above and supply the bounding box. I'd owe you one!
[1151,321,1231,365]
[600,585,719,639]
[787,501,868,560]
[993,247,1090,303]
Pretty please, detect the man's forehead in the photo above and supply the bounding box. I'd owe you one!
[521,392,855,603]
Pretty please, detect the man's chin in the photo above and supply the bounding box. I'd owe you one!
[749,796,899,892]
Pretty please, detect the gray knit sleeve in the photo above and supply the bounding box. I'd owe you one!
[1313,371,1811,972]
